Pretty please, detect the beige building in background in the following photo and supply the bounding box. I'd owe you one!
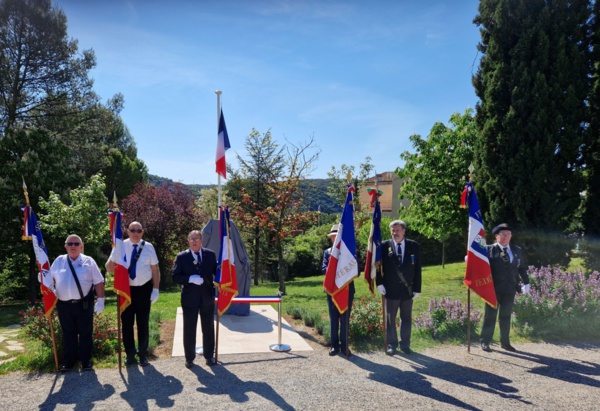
[358,171,409,218]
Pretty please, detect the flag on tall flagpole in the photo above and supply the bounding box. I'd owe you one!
[23,205,56,318]
[324,184,358,313]
[215,206,238,315]
[364,194,382,294]
[108,209,131,314]
[215,108,231,179]
[460,182,497,308]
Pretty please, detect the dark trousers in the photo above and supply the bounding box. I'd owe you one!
[182,303,215,362]
[385,298,414,349]
[327,292,354,351]
[480,292,515,345]
[121,279,153,358]
[57,298,94,366]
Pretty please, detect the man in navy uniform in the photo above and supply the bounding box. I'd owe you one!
[376,220,422,355]
[480,223,530,353]
[172,230,218,368]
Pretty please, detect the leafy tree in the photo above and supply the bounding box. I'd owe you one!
[0,0,96,132]
[397,109,477,267]
[120,182,205,289]
[473,0,591,267]
[228,129,285,286]
[196,186,224,221]
[327,156,374,215]
[38,174,109,263]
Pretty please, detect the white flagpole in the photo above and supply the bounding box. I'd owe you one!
[216,90,223,210]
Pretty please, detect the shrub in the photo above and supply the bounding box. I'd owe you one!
[20,302,118,360]
[414,297,481,341]
[512,266,600,339]
[349,296,383,342]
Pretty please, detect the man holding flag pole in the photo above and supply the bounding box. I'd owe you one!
[323,180,358,357]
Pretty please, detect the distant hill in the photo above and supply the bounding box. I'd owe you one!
[148,174,342,214]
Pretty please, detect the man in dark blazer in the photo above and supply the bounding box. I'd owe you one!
[375,220,422,355]
[172,230,218,368]
[480,223,530,353]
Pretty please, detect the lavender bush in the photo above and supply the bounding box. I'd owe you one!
[414,297,481,341]
[513,266,600,339]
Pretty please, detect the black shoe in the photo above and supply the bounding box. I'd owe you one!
[342,348,352,358]
[501,343,517,352]
[386,344,396,356]
[400,347,414,355]
[205,357,217,366]
[329,347,340,356]
[185,360,194,369]
[81,362,94,371]
[125,356,138,366]
[481,343,492,352]
[59,364,73,373]
[139,356,149,367]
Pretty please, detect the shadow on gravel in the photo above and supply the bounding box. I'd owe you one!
[499,345,600,388]
[39,370,115,410]
[119,364,183,410]
[189,362,295,411]
[352,353,529,411]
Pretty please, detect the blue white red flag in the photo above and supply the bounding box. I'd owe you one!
[108,210,131,314]
[215,206,238,315]
[460,182,497,308]
[23,205,56,318]
[324,185,358,313]
[215,108,231,179]
[364,199,382,294]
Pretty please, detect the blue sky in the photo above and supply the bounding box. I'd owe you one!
[55,0,481,185]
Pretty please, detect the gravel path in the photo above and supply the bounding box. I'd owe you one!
[1,341,599,410]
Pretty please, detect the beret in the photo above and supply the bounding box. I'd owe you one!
[492,223,512,235]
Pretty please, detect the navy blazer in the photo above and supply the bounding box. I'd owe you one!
[487,243,529,295]
[172,248,217,307]
[376,238,422,300]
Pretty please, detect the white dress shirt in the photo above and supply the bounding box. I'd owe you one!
[50,254,104,301]
[109,239,159,286]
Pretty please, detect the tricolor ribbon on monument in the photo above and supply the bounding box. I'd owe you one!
[364,188,382,294]
[108,209,131,314]
[324,184,358,313]
[460,182,497,308]
[23,205,56,318]
[215,206,238,316]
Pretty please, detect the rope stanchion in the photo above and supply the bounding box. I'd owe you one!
[214,295,292,352]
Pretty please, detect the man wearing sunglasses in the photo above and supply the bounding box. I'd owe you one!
[49,234,105,372]
[106,221,160,367]
[480,223,530,353]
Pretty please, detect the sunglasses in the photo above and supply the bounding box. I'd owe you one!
[129,229,143,233]
[66,242,81,246]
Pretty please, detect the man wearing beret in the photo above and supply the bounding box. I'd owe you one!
[480,223,530,353]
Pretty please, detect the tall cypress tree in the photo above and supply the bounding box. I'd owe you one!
[473,0,591,266]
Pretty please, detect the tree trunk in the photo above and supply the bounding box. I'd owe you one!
[277,242,286,295]
[253,235,260,286]
[442,241,446,269]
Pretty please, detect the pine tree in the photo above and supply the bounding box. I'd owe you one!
[473,0,591,266]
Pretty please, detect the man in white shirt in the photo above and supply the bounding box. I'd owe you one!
[106,221,160,366]
[50,234,105,372]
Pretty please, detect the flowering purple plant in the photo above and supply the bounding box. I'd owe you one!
[513,266,600,339]
[414,297,481,340]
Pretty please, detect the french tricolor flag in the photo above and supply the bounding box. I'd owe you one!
[215,108,231,179]
[461,182,497,308]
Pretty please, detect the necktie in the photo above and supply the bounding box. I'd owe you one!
[397,243,403,264]
[195,251,202,264]
[129,244,138,279]
[502,247,510,263]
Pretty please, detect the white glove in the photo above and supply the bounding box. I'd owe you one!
[377,285,386,295]
[189,275,204,286]
[150,288,159,303]
[412,292,420,299]
[521,284,531,295]
[464,255,468,262]
[94,297,105,314]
